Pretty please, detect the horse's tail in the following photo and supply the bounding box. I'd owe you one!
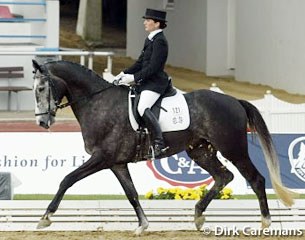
[238,99,296,207]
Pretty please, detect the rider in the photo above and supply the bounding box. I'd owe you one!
[115,8,170,158]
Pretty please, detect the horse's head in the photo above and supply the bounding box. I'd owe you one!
[32,60,58,129]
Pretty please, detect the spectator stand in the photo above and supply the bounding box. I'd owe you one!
[0,0,59,111]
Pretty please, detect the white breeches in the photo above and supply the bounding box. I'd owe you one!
[137,90,161,116]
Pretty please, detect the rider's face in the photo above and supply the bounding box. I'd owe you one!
[144,19,160,32]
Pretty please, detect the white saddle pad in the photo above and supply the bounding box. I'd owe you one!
[128,90,190,132]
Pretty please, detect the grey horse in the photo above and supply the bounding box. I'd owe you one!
[32,60,294,235]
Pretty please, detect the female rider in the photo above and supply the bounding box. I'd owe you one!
[115,8,170,158]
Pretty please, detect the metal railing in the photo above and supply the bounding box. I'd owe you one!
[0,1,47,5]
[0,50,114,72]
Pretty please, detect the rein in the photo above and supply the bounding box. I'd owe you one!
[56,86,113,109]
[35,73,114,117]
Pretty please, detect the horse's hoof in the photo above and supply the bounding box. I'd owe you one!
[134,224,148,236]
[36,216,52,229]
[261,216,271,229]
[194,215,205,231]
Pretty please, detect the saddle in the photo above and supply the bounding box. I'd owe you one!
[128,80,190,161]
[131,80,177,125]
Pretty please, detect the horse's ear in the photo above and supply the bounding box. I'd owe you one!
[32,59,43,73]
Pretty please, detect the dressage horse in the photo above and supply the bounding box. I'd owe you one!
[32,60,295,235]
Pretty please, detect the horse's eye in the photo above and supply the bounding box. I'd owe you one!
[38,86,45,92]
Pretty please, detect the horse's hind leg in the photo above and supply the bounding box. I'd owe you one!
[37,150,109,229]
[111,164,149,236]
[186,141,234,231]
[228,152,271,228]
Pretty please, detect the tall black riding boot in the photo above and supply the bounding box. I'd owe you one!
[142,108,168,158]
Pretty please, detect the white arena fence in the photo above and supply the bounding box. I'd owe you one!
[210,85,305,133]
[0,200,304,231]
[250,92,305,133]
[0,50,114,73]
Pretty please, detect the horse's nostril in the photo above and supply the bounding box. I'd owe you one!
[39,121,49,129]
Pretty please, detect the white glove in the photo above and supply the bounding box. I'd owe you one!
[114,71,125,81]
[118,74,135,86]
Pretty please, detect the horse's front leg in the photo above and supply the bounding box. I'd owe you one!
[111,164,149,236]
[37,150,108,229]
[187,143,234,231]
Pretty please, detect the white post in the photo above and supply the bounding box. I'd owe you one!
[80,56,85,66]
[46,0,60,48]
[107,56,113,74]
[264,90,273,131]
[76,0,87,36]
[88,53,93,69]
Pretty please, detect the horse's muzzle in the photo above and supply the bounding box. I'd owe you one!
[39,121,50,129]
[36,115,55,129]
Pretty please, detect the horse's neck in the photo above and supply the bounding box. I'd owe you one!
[72,86,128,130]
[49,62,114,119]
[50,62,110,95]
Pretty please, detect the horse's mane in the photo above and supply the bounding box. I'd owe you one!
[47,60,111,86]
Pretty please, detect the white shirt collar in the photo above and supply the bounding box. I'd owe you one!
[148,29,163,40]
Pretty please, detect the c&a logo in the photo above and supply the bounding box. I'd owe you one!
[146,151,214,188]
[288,136,305,182]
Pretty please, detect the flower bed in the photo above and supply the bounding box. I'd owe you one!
[145,184,233,200]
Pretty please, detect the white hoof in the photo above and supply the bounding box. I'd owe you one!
[261,216,271,229]
[134,224,148,236]
[194,215,205,231]
[36,213,53,229]
[36,218,52,229]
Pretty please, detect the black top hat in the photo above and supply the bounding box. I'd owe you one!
[143,8,167,22]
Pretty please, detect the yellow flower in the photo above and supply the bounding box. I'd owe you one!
[169,188,178,194]
[182,194,191,200]
[144,190,153,199]
[174,194,182,200]
[220,194,229,200]
[145,185,233,200]
[157,187,166,195]
[222,188,232,195]
[192,191,201,200]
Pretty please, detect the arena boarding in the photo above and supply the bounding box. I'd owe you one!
[0,200,304,231]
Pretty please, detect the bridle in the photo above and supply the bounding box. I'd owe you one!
[34,71,114,118]
[34,73,58,118]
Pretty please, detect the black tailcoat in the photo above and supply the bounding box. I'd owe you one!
[124,32,169,94]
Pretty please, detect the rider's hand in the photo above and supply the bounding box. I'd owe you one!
[114,71,125,81]
[118,74,135,86]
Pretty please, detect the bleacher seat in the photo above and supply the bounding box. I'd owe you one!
[0,6,13,19]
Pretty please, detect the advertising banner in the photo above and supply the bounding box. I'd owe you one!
[0,132,246,194]
[0,132,303,195]
[248,134,305,189]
